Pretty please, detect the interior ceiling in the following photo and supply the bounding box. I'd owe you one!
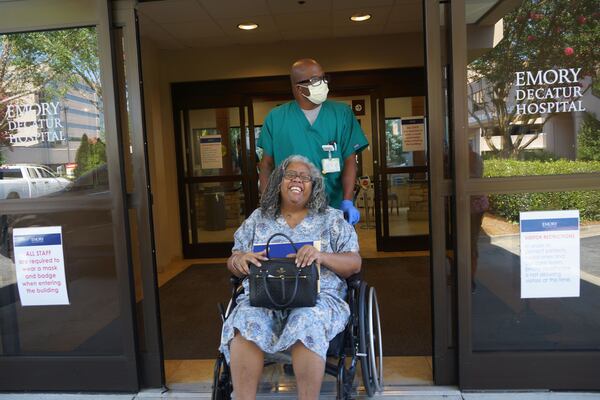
[137,0,424,50]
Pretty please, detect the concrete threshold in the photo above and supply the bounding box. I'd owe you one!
[2,388,600,400]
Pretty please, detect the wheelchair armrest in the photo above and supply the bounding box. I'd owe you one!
[230,275,243,288]
[345,272,362,289]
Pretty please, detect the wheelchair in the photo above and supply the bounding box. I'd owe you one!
[212,273,383,400]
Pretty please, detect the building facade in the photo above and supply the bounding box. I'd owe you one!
[0,0,599,394]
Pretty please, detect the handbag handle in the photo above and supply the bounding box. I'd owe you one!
[265,232,299,258]
[262,268,301,308]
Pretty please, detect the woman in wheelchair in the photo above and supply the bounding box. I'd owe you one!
[220,155,361,400]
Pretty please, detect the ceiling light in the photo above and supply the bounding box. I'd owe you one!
[350,13,371,22]
[237,22,259,30]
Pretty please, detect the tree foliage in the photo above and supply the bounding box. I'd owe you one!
[74,134,106,178]
[0,27,100,162]
[468,0,600,158]
[577,112,600,161]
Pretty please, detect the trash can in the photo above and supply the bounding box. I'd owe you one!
[204,190,226,231]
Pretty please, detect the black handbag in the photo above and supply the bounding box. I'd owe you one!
[249,233,319,310]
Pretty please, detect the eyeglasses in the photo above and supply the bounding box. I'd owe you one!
[283,171,312,182]
[296,75,329,87]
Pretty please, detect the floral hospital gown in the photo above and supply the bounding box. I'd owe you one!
[219,206,360,362]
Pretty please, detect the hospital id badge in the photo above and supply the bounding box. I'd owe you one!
[322,157,341,174]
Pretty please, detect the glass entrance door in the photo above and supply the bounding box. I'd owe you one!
[453,0,600,389]
[0,0,138,391]
[176,105,257,258]
[375,96,429,251]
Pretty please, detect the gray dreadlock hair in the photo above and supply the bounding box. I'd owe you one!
[260,155,328,218]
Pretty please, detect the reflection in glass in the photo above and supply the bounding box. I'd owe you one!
[471,190,600,351]
[0,27,107,198]
[466,0,600,177]
[187,108,242,177]
[386,173,429,237]
[186,182,245,244]
[384,97,427,168]
[0,206,122,355]
[0,27,122,356]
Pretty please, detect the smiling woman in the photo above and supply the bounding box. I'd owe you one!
[260,155,328,220]
[221,154,361,399]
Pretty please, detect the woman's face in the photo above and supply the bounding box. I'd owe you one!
[280,161,313,208]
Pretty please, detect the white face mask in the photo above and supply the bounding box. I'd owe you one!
[299,82,329,105]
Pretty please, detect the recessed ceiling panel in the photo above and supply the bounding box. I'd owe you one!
[273,12,330,31]
[332,0,394,10]
[267,0,332,14]
[199,0,271,18]
[161,20,225,39]
[138,0,212,23]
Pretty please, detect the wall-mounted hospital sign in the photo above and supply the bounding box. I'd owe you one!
[514,68,585,116]
[520,210,580,299]
[13,226,70,306]
[401,117,426,152]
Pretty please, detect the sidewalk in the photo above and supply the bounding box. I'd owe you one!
[1,389,600,400]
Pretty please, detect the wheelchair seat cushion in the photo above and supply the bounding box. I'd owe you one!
[220,290,350,363]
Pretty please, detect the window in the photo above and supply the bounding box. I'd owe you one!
[27,168,39,178]
[0,169,22,179]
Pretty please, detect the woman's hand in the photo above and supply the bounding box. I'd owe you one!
[228,250,268,277]
[294,245,322,268]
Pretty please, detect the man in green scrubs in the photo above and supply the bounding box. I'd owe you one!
[257,59,369,224]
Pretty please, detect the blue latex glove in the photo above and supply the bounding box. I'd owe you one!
[341,200,360,225]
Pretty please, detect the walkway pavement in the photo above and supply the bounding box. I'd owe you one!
[1,389,600,400]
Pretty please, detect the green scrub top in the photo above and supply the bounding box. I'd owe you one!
[257,100,369,208]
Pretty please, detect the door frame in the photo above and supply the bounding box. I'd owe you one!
[450,0,600,389]
[424,0,458,385]
[0,0,139,391]
[373,94,430,252]
[170,69,427,258]
[171,97,253,258]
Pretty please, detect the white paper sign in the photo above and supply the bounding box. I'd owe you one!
[520,210,580,299]
[401,117,425,151]
[200,135,223,169]
[13,226,70,306]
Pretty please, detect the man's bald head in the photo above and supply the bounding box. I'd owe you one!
[289,58,326,109]
[290,59,323,84]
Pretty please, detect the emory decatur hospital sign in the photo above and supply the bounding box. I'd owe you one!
[515,68,586,115]
[5,101,66,144]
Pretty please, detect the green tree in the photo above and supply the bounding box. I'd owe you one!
[577,112,600,161]
[468,0,599,158]
[88,138,107,169]
[74,134,90,178]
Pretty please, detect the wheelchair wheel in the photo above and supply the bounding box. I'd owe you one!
[358,283,383,396]
[358,282,374,396]
[212,354,233,400]
[368,286,383,392]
